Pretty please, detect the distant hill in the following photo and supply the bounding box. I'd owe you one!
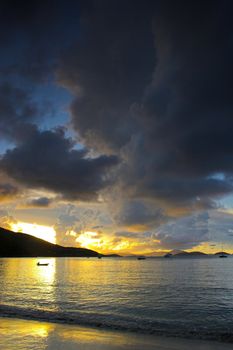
[188,251,208,256]
[170,249,186,255]
[163,250,209,258]
[173,251,208,258]
[0,226,101,257]
[145,251,168,257]
[214,251,230,256]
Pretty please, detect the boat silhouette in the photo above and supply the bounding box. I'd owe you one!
[219,243,228,258]
[219,253,228,258]
[37,262,49,266]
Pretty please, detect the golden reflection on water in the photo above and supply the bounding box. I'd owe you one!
[35,258,56,285]
[0,258,57,310]
[0,258,56,285]
[56,257,147,286]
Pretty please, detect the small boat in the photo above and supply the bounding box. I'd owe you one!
[219,253,228,258]
[219,244,228,258]
[137,256,146,260]
[37,262,49,266]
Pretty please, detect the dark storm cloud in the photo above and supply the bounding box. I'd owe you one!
[1,128,118,200]
[141,0,233,177]
[0,0,233,216]
[0,2,124,203]
[58,0,156,151]
[0,0,81,83]
[57,0,233,211]
[133,0,233,207]
[114,200,165,228]
[0,83,39,142]
[26,197,53,208]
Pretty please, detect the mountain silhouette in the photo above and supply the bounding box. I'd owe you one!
[0,226,100,257]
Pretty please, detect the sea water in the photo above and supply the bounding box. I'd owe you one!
[1,257,233,342]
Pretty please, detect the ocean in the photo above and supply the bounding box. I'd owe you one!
[1,257,233,343]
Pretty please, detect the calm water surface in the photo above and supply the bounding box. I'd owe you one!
[1,257,233,341]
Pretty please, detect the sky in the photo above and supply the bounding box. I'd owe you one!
[0,0,233,255]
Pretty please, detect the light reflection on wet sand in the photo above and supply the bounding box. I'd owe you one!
[0,317,233,350]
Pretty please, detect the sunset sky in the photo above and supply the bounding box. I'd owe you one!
[1,0,233,255]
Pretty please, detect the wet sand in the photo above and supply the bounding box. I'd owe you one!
[0,317,232,350]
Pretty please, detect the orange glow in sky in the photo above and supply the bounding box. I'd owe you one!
[7,221,233,255]
[75,231,102,249]
[10,222,56,244]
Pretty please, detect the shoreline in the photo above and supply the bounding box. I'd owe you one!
[1,305,233,343]
[0,317,233,350]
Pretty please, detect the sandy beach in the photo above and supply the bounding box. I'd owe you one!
[0,317,232,350]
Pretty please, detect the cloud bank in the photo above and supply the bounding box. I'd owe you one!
[0,1,233,252]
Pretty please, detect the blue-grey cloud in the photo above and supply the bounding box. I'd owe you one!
[1,128,118,200]
[153,212,210,249]
[114,231,151,239]
[26,196,53,208]
[0,83,39,142]
[114,200,165,228]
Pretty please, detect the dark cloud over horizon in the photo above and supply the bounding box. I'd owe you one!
[154,212,210,250]
[0,128,118,201]
[57,0,233,212]
[0,0,233,225]
[114,200,166,229]
[25,197,53,208]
